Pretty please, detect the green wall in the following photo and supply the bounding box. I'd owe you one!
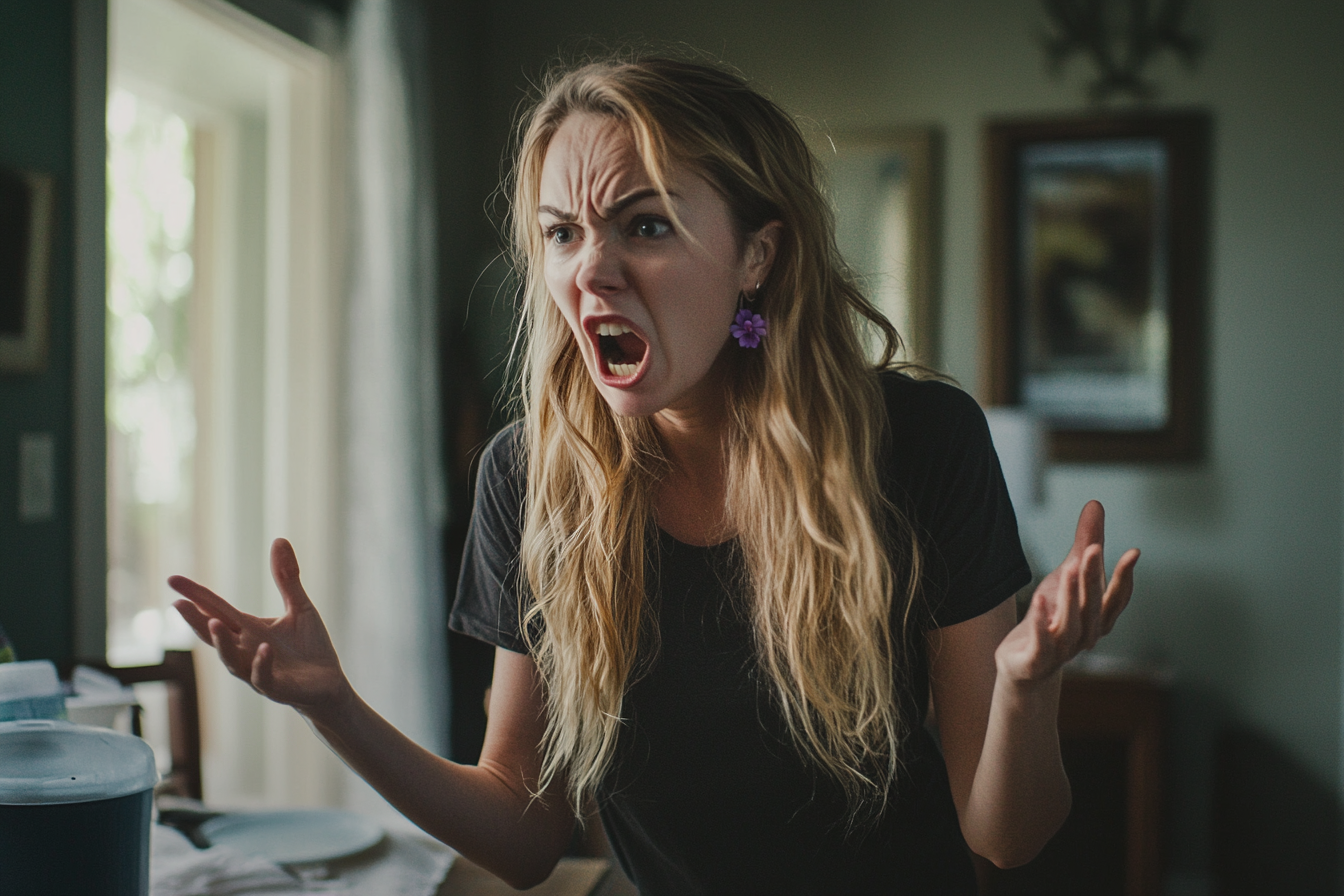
[0,1,75,663]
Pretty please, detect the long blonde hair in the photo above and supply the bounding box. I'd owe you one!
[508,56,923,822]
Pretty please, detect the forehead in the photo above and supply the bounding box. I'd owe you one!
[539,113,654,209]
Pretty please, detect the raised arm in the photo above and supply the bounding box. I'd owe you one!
[169,539,574,889]
[928,500,1139,868]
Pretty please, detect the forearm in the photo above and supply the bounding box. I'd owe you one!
[303,687,573,889]
[960,670,1070,868]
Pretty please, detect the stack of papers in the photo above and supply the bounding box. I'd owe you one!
[64,664,140,728]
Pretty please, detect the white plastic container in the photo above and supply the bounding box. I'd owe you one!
[0,719,159,895]
[0,659,67,721]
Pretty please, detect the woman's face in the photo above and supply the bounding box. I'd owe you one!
[538,113,776,420]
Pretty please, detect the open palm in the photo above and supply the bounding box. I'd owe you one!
[995,501,1140,682]
[169,539,350,716]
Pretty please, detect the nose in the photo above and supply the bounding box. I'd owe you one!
[574,235,626,297]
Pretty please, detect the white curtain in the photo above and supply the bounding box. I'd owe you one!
[342,0,448,819]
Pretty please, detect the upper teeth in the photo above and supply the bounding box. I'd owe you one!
[596,322,633,336]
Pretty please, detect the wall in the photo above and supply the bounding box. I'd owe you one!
[0,1,75,663]
[4,0,1340,886]
[466,0,1344,889]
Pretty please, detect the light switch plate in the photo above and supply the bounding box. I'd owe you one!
[18,432,55,522]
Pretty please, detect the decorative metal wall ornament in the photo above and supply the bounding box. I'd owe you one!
[1041,0,1202,103]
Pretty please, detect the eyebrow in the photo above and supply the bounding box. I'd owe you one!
[538,187,673,222]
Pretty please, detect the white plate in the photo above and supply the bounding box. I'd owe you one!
[199,809,384,865]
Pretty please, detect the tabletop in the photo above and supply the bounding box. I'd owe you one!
[150,815,629,896]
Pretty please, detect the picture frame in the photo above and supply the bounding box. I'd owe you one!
[821,128,941,367]
[0,166,54,373]
[983,112,1209,462]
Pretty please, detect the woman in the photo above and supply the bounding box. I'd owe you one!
[171,57,1139,894]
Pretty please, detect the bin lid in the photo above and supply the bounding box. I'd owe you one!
[0,720,158,805]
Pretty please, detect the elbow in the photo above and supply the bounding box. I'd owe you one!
[977,826,1057,870]
[492,830,569,890]
[492,839,566,891]
[974,790,1072,870]
[982,843,1044,871]
[501,860,560,891]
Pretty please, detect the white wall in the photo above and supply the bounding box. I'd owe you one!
[479,0,1344,884]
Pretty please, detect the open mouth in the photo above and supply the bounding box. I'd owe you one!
[593,321,647,378]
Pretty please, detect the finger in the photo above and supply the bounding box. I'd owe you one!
[270,538,317,616]
[1077,544,1105,650]
[1049,559,1083,654]
[252,641,274,694]
[1099,548,1140,635]
[168,575,248,633]
[208,617,256,682]
[172,599,215,646]
[1067,500,1106,562]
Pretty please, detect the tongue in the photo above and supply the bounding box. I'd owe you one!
[612,331,646,363]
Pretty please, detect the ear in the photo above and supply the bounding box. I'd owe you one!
[741,220,783,292]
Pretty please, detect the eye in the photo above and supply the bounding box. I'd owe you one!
[632,217,672,239]
[545,224,577,245]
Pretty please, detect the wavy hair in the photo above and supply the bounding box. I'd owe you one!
[508,55,923,823]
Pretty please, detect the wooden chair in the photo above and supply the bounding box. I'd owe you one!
[64,649,203,801]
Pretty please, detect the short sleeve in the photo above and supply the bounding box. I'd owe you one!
[880,374,1032,629]
[449,424,533,653]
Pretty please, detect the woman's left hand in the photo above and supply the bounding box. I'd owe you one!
[995,500,1139,683]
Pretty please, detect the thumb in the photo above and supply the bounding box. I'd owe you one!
[270,538,315,615]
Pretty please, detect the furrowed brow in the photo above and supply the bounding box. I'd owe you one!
[600,188,672,219]
[538,205,572,221]
[538,188,675,223]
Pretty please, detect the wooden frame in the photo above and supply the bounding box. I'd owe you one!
[984,113,1209,462]
[823,128,941,366]
[0,167,54,372]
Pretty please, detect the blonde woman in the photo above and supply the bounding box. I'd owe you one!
[171,57,1139,894]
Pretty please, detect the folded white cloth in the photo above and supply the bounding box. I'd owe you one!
[151,825,338,895]
[327,827,457,896]
[150,822,456,896]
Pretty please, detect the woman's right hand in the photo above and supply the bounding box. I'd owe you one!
[169,538,350,718]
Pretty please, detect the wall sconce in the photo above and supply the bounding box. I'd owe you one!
[1040,0,1203,102]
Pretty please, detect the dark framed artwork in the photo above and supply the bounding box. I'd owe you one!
[0,166,54,372]
[984,112,1209,462]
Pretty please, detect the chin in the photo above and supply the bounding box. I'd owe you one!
[595,386,663,419]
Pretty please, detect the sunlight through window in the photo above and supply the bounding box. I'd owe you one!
[105,87,197,666]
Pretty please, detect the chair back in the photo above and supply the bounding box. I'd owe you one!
[64,650,202,801]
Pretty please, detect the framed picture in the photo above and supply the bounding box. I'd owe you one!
[0,166,54,373]
[984,112,1209,462]
[821,128,940,366]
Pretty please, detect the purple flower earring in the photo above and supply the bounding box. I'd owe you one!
[730,282,767,348]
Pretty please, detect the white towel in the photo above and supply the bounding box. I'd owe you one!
[151,825,339,895]
[150,822,456,896]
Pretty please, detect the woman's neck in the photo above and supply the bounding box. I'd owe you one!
[650,368,733,546]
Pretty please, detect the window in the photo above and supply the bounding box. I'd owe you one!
[96,0,343,807]
[104,88,198,667]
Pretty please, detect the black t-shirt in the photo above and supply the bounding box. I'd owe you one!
[450,372,1031,895]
